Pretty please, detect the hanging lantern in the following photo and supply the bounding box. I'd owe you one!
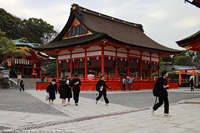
[113,57,115,60]
[125,58,127,61]
[66,59,69,63]
[108,56,111,60]
[87,57,89,61]
[73,59,75,62]
[59,61,61,64]
[96,56,99,60]
[121,58,123,61]
[80,58,82,61]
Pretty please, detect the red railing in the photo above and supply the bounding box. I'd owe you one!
[44,76,159,83]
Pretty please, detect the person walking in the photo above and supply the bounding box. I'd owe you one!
[151,71,170,116]
[127,76,133,91]
[41,75,45,82]
[96,75,111,106]
[190,77,194,91]
[66,76,72,105]
[19,79,24,91]
[122,77,126,91]
[59,78,68,106]
[46,79,57,105]
[71,74,81,106]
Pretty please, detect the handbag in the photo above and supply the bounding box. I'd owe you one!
[45,94,49,101]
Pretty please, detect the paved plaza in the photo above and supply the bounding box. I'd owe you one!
[0,87,200,132]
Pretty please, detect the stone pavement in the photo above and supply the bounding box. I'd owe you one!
[0,89,200,133]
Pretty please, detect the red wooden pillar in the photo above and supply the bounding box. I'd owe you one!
[101,45,105,76]
[115,47,118,80]
[140,53,143,80]
[70,50,73,79]
[149,54,152,79]
[56,54,59,81]
[32,61,35,78]
[193,69,195,85]
[179,70,181,86]
[96,68,98,76]
[85,48,88,80]
[39,62,42,78]
[127,49,130,76]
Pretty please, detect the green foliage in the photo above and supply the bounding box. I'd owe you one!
[161,56,173,62]
[0,8,22,40]
[21,18,57,44]
[0,8,57,44]
[152,71,158,77]
[160,62,173,72]
[173,55,193,66]
[43,63,57,78]
[0,29,24,63]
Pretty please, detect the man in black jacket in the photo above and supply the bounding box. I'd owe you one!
[71,74,81,106]
[151,71,170,116]
[96,76,111,106]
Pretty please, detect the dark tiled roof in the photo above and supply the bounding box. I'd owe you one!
[176,30,200,47]
[35,4,181,54]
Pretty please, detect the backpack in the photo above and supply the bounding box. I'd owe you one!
[153,86,159,97]
[96,83,100,91]
[46,84,50,93]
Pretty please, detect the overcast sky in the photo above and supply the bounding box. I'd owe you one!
[0,0,199,50]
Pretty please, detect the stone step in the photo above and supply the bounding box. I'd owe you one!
[10,78,41,89]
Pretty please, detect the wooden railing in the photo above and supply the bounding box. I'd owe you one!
[44,76,160,83]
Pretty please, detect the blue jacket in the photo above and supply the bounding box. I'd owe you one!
[122,79,126,84]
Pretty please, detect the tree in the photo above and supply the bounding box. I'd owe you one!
[43,63,57,78]
[0,8,23,40]
[0,29,24,63]
[21,18,57,44]
[0,8,57,44]
[173,55,193,66]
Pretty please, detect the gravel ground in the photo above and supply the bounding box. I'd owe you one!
[0,87,66,116]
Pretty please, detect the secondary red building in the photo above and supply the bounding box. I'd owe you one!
[6,38,47,78]
[35,4,180,90]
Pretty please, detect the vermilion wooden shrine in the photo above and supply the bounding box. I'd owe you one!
[35,4,180,90]
[6,38,46,78]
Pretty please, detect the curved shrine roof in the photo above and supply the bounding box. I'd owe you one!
[35,4,181,54]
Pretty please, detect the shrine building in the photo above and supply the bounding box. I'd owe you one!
[6,38,48,78]
[35,4,180,90]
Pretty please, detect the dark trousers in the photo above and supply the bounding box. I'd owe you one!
[96,91,109,104]
[123,84,126,91]
[20,85,24,91]
[191,84,194,91]
[73,91,80,103]
[153,95,169,114]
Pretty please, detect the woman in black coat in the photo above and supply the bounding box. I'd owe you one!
[66,76,72,104]
[59,78,68,106]
[71,74,81,106]
[46,79,57,105]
